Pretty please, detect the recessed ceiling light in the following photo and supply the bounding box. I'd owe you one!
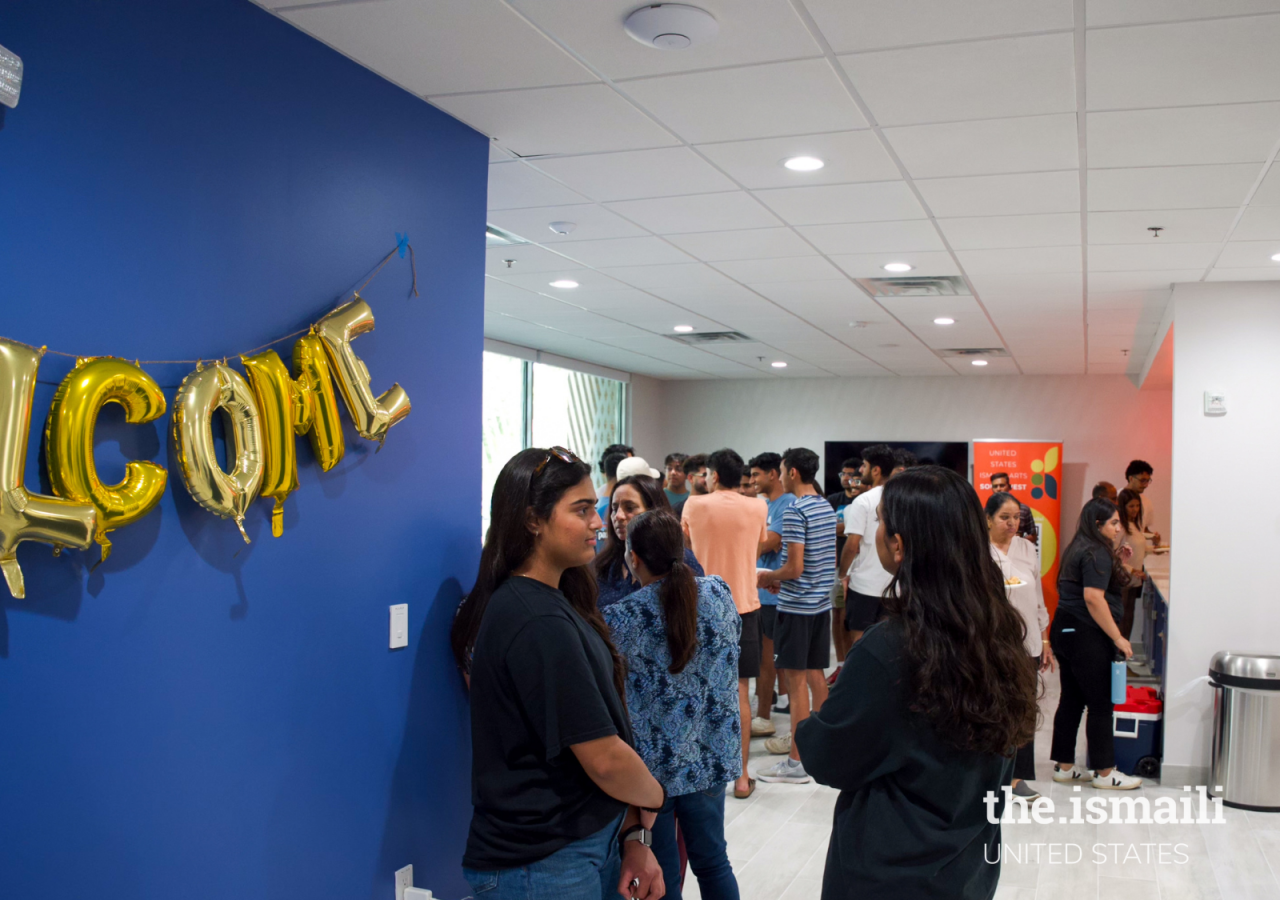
[771,361,787,368]
[883,262,913,273]
[783,156,824,172]
[971,359,989,367]
[549,279,579,289]
[934,317,955,326]
[673,325,694,332]
[1271,252,1280,262]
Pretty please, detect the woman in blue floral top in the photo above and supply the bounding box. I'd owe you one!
[603,509,742,900]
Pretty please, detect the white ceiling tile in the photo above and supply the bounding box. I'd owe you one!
[1087,209,1237,244]
[798,220,946,255]
[915,171,1081,217]
[485,244,585,276]
[530,148,737,202]
[1087,16,1280,110]
[968,271,1084,298]
[885,114,1079,179]
[1087,289,1172,310]
[621,60,868,144]
[431,84,679,156]
[665,228,818,261]
[1087,270,1205,291]
[281,0,594,95]
[595,262,737,290]
[695,131,898,189]
[955,246,1082,274]
[1205,267,1280,281]
[1215,241,1280,268]
[828,251,961,278]
[945,356,1021,376]
[1088,104,1280,169]
[606,192,782,234]
[1087,165,1258,211]
[1086,0,1280,27]
[1231,206,1280,241]
[757,181,926,225]
[711,257,846,283]
[487,203,649,243]
[878,298,1004,350]
[490,267,629,292]
[510,0,821,80]
[488,162,589,210]
[554,236,695,268]
[938,213,1081,250]
[838,33,1076,126]
[1089,242,1221,271]
[804,0,1073,53]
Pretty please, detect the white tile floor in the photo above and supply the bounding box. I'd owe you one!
[683,666,1280,900]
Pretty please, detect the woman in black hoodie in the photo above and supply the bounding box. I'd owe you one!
[795,466,1038,900]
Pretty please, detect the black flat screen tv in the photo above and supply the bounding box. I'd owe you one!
[822,441,970,496]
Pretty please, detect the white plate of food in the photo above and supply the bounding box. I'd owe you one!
[1003,578,1029,589]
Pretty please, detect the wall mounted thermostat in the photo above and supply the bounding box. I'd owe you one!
[1204,391,1227,416]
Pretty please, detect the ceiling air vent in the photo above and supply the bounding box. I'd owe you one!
[855,275,969,297]
[937,348,1010,359]
[668,330,756,345]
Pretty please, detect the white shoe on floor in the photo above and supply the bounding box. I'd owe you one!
[1051,764,1094,784]
[757,758,811,784]
[1092,769,1143,790]
[750,716,776,737]
[763,733,791,755]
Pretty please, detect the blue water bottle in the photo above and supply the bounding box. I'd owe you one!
[1111,650,1127,705]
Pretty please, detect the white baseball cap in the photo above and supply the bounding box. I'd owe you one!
[615,456,661,480]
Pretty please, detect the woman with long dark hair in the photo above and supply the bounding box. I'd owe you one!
[450,447,667,900]
[1049,498,1143,791]
[794,466,1038,899]
[986,491,1053,802]
[1116,487,1148,642]
[603,510,741,900]
[595,474,703,609]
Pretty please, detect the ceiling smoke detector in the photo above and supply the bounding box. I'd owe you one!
[624,4,719,50]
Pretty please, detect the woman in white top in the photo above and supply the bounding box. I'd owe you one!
[986,491,1053,801]
[1116,488,1148,642]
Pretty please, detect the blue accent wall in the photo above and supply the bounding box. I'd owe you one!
[0,2,485,898]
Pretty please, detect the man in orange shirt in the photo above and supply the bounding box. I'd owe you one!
[682,447,768,800]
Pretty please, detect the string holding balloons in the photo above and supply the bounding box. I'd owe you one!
[0,241,416,599]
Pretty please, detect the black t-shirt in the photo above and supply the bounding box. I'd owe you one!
[463,576,630,870]
[795,619,1010,899]
[1056,543,1123,627]
[826,490,855,560]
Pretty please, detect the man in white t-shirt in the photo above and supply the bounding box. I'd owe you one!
[839,444,896,643]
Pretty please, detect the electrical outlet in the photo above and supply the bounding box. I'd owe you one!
[395,864,413,900]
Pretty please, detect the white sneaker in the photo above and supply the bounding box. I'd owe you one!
[1052,764,1094,784]
[757,758,811,784]
[763,733,791,755]
[1092,769,1143,790]
[750,717,776,737]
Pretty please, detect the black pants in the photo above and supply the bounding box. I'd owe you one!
[1013,655,1040,782]
[1049,614,1115,771]
[1119,584,1140,642]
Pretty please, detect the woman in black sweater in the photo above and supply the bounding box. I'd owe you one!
[795,466,1038,900]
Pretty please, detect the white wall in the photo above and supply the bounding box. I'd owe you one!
[1165,282,1280,781]
[628,374,666,465]
[637,375,1171,539]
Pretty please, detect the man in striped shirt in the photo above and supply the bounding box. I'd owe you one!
[755,447,837,784]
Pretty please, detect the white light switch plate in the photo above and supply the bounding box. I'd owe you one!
[390,604,408,649]
[395,865,413,900]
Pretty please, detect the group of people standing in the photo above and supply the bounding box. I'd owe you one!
[448,442,1160,900]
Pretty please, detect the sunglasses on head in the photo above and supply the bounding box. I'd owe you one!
[534,446,583,477]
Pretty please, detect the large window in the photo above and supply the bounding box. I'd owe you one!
[480,351,627,540]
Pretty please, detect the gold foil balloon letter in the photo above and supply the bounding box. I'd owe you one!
[172,363,264,543]
[315,298,410,443]
[291,335,345,471]
[0,339,97,598]
[45,357,168,563]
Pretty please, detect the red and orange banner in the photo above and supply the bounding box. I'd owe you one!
[973,440,1064,614]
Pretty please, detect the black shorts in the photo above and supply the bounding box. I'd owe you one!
[759,604,777,642]
[845,589,883,632]
[738,609,761,680]
[773,610,831,671]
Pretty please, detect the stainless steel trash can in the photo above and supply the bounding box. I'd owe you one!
[1209,651,1280,810]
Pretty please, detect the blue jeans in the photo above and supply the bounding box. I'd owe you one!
[463,815,623,900]
[652,785,739,900]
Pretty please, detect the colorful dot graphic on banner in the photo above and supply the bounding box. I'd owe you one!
[1029,446,1060,500]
